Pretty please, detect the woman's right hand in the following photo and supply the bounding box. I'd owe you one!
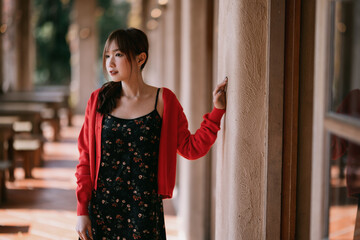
[76,215,93,240]
[213,77,228,110]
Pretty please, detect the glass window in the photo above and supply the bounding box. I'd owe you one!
[325,0,360,239]
[327,133,360,239]
[329,0,360,121]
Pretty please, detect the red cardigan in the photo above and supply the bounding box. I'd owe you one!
[75,87,225,216]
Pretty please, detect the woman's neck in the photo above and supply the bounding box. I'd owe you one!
[120,74,147,98]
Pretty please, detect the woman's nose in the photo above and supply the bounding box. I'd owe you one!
[109,56,115,67]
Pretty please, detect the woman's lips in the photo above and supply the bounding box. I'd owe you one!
[109,70,118,76]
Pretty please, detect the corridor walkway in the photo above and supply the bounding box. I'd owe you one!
[0,115,178,239]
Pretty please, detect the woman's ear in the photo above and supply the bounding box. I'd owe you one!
[136,52,147,67]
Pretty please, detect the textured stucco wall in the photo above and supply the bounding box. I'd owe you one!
[216,1,268,239]
[144,0,272,238]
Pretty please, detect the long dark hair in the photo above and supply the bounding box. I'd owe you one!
[97,28,149,114]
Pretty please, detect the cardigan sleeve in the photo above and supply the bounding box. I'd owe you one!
[75,93,94,216]
[176,104,225,160]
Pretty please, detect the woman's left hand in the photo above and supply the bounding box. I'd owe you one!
[213,77,228,110]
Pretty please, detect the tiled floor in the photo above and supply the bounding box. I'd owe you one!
[0,115,178,240]
[3,115,358,240]
[328,165,358,240]
[329,205,357,239]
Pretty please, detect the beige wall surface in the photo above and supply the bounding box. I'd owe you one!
[215,0,268,239]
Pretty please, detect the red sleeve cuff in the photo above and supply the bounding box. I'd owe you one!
[77,206,90,216]
[207,107,226,124]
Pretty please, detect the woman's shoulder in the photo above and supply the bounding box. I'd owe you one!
[91,88,102,97]
[86,88,102,102]
[161,87,178,101]
[83,88,102,108]
[145,85,177,102]
[159,87,183,111]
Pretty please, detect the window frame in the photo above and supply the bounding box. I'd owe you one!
[311,0,360,239]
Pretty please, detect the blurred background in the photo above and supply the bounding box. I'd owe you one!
[0,0,359,239]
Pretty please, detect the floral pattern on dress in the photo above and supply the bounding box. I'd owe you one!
[88,110,166,240]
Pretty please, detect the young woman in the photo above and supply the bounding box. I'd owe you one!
[75,28,227,240]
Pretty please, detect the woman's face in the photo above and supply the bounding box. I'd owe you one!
[105,41,132,82]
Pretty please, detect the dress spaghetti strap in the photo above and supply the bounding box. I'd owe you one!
[154,88,160,110]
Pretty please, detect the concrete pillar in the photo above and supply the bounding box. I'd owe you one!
[15,0,33,91]
[142,0,181,93]
[70,0,97,113]
[141,0,163,87]
[128,0,143,30]
[162,0,181,95]
[0,0,3,93]
[178,0,213,239]
[161,0,182,214]
[210,2,219,239]
[144,20,165,87]
[1,0,17,92]
[215,1,271,239]
[142,0,182,216]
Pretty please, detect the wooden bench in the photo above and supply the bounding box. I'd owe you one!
[0,117,17,182]
[13,134,41,178]
[0,118,17,204]
[34,85,73,126]
[0,93,64,141]
[0,160,12,204]
[0,103,44,135]
[0,112,44,180]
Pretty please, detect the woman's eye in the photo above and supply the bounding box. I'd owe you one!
[105,55,110,58]
[115,53,123,57]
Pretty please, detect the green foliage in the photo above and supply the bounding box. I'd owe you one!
[33,0,73,85]
[33,0,130,86]
[96,0,130,84]
[97,0,130,58]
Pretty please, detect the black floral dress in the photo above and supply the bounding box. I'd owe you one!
[88,89,166,240]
